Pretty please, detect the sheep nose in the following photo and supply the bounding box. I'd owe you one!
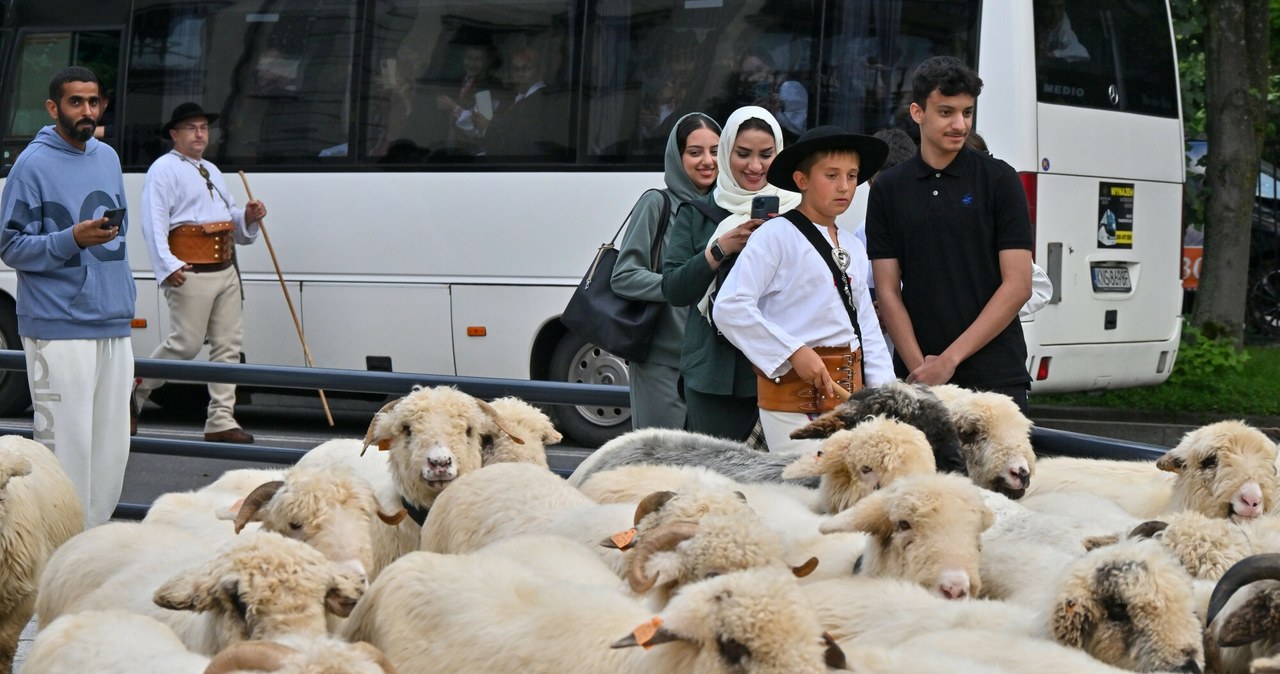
[1177,657,1201,673]
[937,571,970,600]
[939,584,967,600]
[1009,466,1030,488]
[428,456,453,469]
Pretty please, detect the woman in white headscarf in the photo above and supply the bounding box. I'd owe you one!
[611,112,721,431]
[661,106,800,442]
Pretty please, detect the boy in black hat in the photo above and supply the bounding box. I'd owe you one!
[713,125,895,453]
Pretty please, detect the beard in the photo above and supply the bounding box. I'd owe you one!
[58,110,97,142]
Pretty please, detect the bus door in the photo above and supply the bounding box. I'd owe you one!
[1026,0,1183,367]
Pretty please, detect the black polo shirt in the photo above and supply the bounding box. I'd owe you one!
[865,145,1033,389]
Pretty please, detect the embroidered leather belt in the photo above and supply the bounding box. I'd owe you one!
[168,222,234,269]
[755,345,863,414]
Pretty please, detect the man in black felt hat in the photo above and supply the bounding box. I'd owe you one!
[711,125,896,454]
[132,102,268,444]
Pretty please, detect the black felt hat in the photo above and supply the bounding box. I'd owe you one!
[162,102,219,134]
[767,125,889,191]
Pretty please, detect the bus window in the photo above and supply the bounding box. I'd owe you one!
[583,0,816,161]
[821,1,979,138]
[1034,0,1178,117]
[2,29,120,166]
[362,0,576,165]
[123,0,357,168]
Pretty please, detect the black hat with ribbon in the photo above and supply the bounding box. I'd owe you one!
[162,102,219,134]
[767,125,889,192]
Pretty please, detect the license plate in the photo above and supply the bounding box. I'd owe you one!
[1091,266,1131,292]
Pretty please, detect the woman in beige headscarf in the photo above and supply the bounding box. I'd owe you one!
[660,106,799,442]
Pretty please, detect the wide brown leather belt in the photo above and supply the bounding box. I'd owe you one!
[755,346,863,414]
[168,222,234,270]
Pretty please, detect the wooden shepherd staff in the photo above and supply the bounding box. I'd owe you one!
[238,171,335,426]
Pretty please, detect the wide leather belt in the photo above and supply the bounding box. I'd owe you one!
[755,346,863,414]
[168,222,234,267]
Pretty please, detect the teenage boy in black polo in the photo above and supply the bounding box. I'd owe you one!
[865,56,1034,411]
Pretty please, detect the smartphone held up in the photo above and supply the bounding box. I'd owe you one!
[750,195,780,221]
[101,207,125,229]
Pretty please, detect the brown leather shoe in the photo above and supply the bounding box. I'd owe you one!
[204,427,255,444]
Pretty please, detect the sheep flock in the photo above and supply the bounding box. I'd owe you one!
[8,383,1280,673]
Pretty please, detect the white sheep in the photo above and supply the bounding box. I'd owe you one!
[1029,420,1280,520]
[341,554,843,674]
[361,386,549,509]
[25,609,399,674]
[1203,553,1280,674]
[889,628,1149,674]
[0,435,82,674]
[485,396,562,467]
[930,384,1036,499]
[37,525,365,655]
[819,472,994,599]
[809,538,1205,673]
[780,415,937,514]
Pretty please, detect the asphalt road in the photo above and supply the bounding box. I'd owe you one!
[0,390,595,510]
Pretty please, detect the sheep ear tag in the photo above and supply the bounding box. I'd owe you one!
[633,617,663,650]
[602,528,637,550]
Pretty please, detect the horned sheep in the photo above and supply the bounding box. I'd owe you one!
[342,554,844,674]
[0,435,82,674]
[37,525,365,655]
[24,610,399,674]
[1028,420,1280,520]
[1204,553,1280,674]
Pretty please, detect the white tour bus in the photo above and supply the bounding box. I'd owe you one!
[0,0,1183,445]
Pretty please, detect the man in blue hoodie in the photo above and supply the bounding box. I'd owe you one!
[0,66,136,527]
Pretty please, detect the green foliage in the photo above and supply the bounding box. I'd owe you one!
[1035,331,1280,416]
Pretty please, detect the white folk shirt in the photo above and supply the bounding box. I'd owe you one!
[713,215,894,385]
[139,150,260,283]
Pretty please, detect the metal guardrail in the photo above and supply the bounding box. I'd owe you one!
[0,349,1166,520]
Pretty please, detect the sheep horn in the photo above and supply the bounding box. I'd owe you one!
[474,398,525,445]
[378,508,409,526]
[233,481,285,534]
[633,490,676,525]
[1207,553,1280,626]
[203,640,296,674]
[626,522,700,593]
[352,641,401,674]
[792,556,820,578]
[361,397,404,456]
[1128,520,1169,540]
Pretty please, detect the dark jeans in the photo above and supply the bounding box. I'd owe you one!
[684,388,758,443]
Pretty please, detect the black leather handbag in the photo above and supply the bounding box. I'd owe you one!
[561,189,672,363]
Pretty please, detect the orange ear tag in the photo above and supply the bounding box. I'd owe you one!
[230,497,245,514]
[377,439,392,451]
[633,616,663,650]
[610,528,638,549]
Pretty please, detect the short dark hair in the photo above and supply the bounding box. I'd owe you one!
[49,66,101,102]
[873,128,917,170]
[910,56,982,108]
[676,113,722,154]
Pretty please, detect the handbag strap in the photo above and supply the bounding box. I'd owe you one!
[782,210,867,382]
[648,190,674,272]
[609,188,667,245]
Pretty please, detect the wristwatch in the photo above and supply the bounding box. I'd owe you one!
[709,239,727,262]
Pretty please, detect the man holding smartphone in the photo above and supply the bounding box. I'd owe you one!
[133,102,267,443]
[0,66,135,528]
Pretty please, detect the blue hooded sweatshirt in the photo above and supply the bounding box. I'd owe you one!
[0,125,136,339]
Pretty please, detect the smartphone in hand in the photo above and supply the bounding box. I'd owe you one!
[101,207,125,229]
[751,195,780,220]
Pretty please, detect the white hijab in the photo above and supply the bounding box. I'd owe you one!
[699,106,802,319]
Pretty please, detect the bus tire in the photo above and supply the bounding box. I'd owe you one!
[0,298,31,415]
[1248,270,1280,337]
[547,333,631,448]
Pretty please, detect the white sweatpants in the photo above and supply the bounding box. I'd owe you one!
[135,265,243,433]
[24,336,133,527]
[760,409,824,455]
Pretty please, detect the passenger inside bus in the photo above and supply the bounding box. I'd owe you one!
[481,46,568,159]
[1035,0,1090,62]
[715,47,808,142]
[635,41,703,154]
[435,33,503,155]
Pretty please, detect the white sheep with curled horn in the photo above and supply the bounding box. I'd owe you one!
[360,386,561,509]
